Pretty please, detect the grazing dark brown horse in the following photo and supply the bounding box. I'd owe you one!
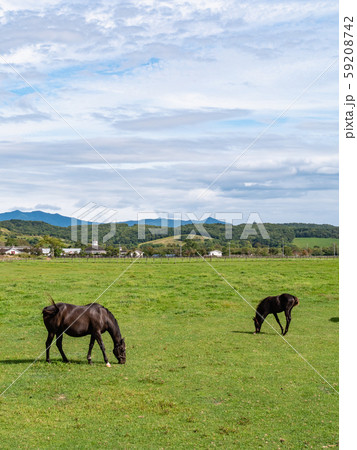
[42,298,126,366]
[253,293,299,335]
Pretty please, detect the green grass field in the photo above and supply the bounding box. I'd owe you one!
[292,237,339,248]
[0,259,338,448]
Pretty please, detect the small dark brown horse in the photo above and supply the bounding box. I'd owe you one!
[42,298,126,366]
[253,293,299,335]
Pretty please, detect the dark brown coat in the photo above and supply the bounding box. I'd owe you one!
[253,293,299,335]
[42,300,126,365]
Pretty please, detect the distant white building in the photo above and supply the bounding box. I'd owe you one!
[208,250,222,257]
[4,246,23,255]
[41,248,51,256]
[119,247,127,257]
[130,249,144,257]
[62,248,81,255]
[85,244,106,255]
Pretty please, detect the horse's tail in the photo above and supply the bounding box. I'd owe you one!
[46,293,59,310]
[43,293,59,317]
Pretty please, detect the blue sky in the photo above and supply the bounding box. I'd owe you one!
[0,0,338,224]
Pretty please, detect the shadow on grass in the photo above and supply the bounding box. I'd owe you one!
[231,330,268,335]
[329,317,339,323]
[0,359,42,364]
[0,359,91,365]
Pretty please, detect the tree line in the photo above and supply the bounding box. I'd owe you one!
[0,219,338,250]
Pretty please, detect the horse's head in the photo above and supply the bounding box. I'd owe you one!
[113,338,126,364]
[253,316,261,334]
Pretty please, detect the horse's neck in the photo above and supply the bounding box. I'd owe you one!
[107,318,122,345]
[256,305,268,322]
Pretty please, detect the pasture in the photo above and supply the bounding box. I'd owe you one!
[292,237,339,249]
[0,258,338,448]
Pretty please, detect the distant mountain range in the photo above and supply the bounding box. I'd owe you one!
[0,210,74,227]
[0,210,225,228]
[124,216,224,227]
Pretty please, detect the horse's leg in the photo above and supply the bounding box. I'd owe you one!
[95,332,110,366]
[283,309,292,335]
[273,313,284,334]
[46,332,54,363]
[87,335,95,365]
[56,333,69,363]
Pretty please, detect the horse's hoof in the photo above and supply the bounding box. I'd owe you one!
[106,362,111,367]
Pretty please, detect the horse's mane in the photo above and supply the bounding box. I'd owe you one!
[106,308,118,324]
[103,306,120,332]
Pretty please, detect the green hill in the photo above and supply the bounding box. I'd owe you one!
[0,219,339,249]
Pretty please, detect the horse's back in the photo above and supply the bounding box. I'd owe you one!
[63,304,102,335]
[67,303,109,336]
[259,296,280,309]
[43,303,102,335]
[258,294,298,313]
[279,293,299,307]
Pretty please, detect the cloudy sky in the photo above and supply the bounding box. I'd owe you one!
[0,0,338,224]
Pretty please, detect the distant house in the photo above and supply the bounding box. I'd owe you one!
[62,248,81,255]
[208,250,222,257]
[41,248,51,256]
[4,246,29,255]
[85,241,106,255]
[130,249,144,258]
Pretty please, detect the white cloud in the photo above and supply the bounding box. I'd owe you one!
[34,203,61,211]
[0,0,62,13]
[85,9,116,30]
[0,0,338,224]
